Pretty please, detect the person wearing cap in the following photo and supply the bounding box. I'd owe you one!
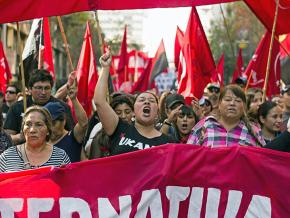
[4,69,75,145]
[44,78,88,163]
[198,96,213,119]
[206,83,220,117]
[281,84,290,131]
[160,93,185,135]
[234,76,247,89]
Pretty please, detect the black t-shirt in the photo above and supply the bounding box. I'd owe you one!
[109,119,173,155]
[4,95,75,133]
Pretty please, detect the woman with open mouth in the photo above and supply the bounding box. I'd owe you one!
[93,48,173,156]
[187,85,265,147]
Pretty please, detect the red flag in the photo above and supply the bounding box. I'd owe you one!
[131,59,153,93]
[174,26,184,70]
[39,17,55,80]
[0,41,12,94]
[231,48,244,83]
[148,39,169,88]
[244,32,281,97]
[127,50,149,82]
[178,7,215,99]
[280,34,290,59]
[116,26,128,88]
[76,22,98,116]
[244,0,290,35]
[0,0,237,24]
[211,53,224,87]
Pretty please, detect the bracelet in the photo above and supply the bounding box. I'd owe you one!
[164,120,172,126]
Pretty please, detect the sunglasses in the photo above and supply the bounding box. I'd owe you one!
[208,87,220,94]
[6,90,16,94]
[200,101,211,107]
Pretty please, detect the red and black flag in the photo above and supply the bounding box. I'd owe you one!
[148,39,168,88]
[22,18,54,84]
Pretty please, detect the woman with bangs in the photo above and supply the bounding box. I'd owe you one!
[93,49,172,156]
[187,85,265,147]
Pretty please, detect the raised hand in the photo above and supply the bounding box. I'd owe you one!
[99,47,112,68]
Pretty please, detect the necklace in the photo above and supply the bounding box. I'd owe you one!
[23,144,42,169]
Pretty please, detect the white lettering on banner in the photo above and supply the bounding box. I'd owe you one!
[224,190,243,218]
[98,195,132,218]
[135,189,163,217]
[0,187,272,217]
[244,195,271,218]
[28,198,54,218]
[166,186,190,218]
[205,188,221,218]
[0,198,24,218]
[187,187,204,218]
[59,198,92,218]
[119,137,150,150]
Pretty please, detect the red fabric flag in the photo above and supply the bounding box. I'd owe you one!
[38,17,55,80]
[174,26,184,70]
[244,32,281,97]
[116,26,128,89]
[0,41,12,94]
[244,0,290,35]
[211,53,224,87]
[76,22,98,117]
[131,59,153,93]
[127,50,149,82]
[231,48,244,83]
[148,39,169,88]
[280,34,290,59]
[178,7,216,99]
[0,0,237,24]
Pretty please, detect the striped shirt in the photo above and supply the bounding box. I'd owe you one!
[187,116,266,147]
[0,146,71,173]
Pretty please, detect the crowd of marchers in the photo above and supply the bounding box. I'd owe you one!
[0,49,289,173]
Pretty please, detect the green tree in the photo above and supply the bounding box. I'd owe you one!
[208,2,264,84]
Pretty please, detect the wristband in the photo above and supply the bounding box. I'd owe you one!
[164,120,172,126]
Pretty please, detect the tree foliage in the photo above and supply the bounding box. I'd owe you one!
[208,2,264,84]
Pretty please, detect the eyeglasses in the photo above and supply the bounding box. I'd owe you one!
[32,86,51,91]
[6,90,16,94]
[208,87,220,94]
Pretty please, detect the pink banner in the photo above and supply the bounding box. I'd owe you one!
[0,0,237,24]
[0,144,289,217]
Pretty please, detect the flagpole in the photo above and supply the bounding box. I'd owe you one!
[219,4,235,58]
[57,16,74,71]
[245,70,253,92]
[94,11,104,56]
[16,22,27,112]
[262,0,280,102]
[38,18,44,69]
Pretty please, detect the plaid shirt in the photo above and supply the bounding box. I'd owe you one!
[187,116,266,147]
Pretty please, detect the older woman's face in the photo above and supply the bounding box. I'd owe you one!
[23,111,48,147]
[219,90,245,120]
[134,92,158,126]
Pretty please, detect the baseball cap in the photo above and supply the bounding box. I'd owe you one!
[281,84,290,95]
[44,102,65,120]
[165,93,185,109]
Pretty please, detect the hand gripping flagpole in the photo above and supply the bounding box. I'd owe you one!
[57,16,74,72]
[16,22,27,112]
[262,0,280,102]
